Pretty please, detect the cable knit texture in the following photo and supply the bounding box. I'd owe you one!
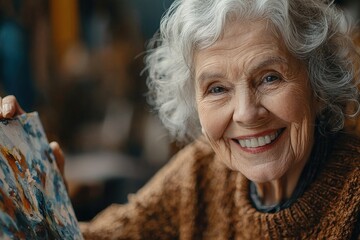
[81,133,360,239]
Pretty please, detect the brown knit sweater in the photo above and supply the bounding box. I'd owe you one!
[81,133,360,239]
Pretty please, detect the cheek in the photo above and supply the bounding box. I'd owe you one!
[265,85,315,124]
[265,88,316,160]
[197,102,232,140]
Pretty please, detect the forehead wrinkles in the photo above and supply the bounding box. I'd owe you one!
[195,42,284,82]
[194,20,289,81]
[232,44,282,78]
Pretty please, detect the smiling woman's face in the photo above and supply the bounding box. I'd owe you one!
[194,20,318,183]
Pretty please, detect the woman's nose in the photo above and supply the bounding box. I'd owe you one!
[232,90,268,125]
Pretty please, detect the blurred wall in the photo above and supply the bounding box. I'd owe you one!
[0,0,175,221]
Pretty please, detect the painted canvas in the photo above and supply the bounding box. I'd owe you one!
[0,112,83,239]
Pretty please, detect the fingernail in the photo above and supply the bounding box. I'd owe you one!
[3,103,11,115]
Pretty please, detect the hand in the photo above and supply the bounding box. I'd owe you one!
[0,95,25,118]
[0,96,68,189]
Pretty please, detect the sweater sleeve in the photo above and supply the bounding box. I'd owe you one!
[80,162,183,239]
[80,144,196,240]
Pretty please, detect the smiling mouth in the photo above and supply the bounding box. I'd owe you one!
[233,128,285,149]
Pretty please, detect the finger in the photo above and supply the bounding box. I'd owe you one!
[2,95,25,118]
[50,141,65,177]
[50,141,69,191]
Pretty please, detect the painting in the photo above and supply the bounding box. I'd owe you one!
[0,112,83,239]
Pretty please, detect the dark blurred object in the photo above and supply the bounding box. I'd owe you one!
[0,0,42,111]
[130,0,174,39]
[334,0,360,19]
[49,0,174,221]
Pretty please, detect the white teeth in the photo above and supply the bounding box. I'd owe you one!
[237,130,282,148]
[250,138,259,148]
[270,133,275,141]
[258,136,265,146]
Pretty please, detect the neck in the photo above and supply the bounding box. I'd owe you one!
[254,158,308,206]
[251,128,334,208]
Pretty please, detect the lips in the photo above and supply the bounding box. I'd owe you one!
[233,128,285,149]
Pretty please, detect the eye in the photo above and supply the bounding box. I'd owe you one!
[262,74,280,83]
[208,86,226,94]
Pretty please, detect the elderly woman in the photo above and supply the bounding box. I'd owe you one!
[2,0,360,239]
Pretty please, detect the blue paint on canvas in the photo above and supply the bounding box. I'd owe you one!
[0,112,83,239]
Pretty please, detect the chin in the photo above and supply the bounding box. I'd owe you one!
[240,164,286,183]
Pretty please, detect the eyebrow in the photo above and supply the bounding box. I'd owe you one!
[196,56,288,83]
[197,72,227,84]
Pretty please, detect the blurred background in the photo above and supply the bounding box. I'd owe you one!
[0,0,358,221]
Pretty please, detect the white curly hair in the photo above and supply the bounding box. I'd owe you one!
[145,0,360,143]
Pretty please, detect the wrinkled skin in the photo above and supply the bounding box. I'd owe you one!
[194,20,319,205]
